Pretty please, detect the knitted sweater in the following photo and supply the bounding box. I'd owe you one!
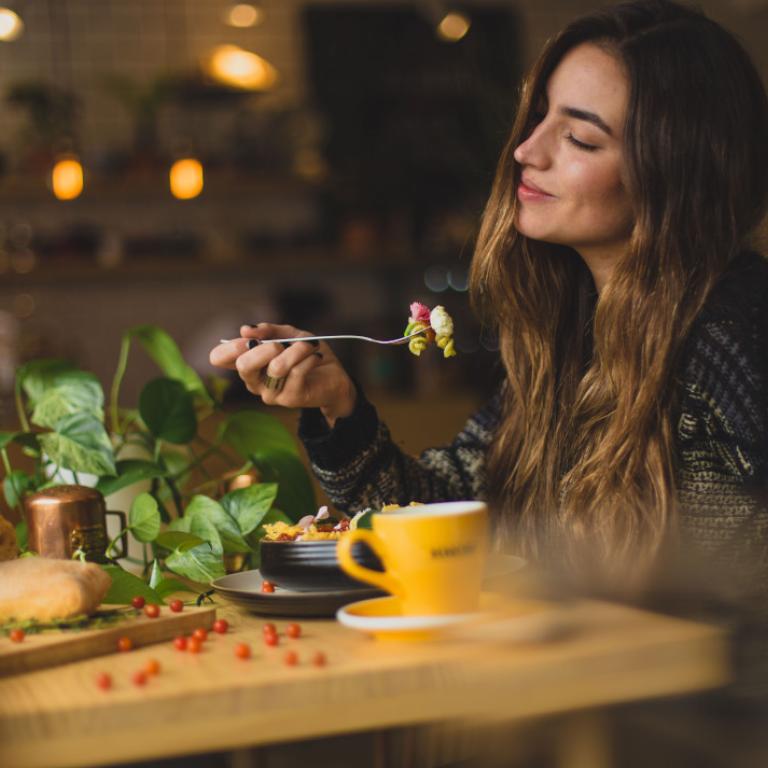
[299,252,767,565]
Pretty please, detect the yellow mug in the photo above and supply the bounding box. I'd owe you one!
[337,501,489,615]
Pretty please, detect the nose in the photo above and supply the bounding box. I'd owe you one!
[513,120,551,169]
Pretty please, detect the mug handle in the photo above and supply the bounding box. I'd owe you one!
[337,529,403,596]
[106,510,128,560]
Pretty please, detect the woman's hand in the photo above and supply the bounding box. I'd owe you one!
[209,323,357,427]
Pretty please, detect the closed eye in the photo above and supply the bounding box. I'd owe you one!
[566,133,599,152]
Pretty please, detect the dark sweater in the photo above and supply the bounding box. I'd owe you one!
[300,252,767,560]
[300,250,768,698]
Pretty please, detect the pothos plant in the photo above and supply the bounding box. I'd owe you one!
[0,324,316,604]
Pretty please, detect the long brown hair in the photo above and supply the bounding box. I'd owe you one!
[470,0,768,582]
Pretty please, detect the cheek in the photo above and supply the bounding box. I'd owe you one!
[568,162,632,224]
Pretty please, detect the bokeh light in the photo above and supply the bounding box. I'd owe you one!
[170,158,204,200]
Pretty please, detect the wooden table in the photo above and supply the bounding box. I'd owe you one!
[0,598,727,768]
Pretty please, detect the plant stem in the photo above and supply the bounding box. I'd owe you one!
[13,377,30,433]
[188,444,214,481]
[72,470,81,485]
[105,527,129,559]
[172,444,217,484]
[194,434,240,466]
[186,477,220,496]
[0,448,25,518]
[164,476,184,518]
[110,334,132,435]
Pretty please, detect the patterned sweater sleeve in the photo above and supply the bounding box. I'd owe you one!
[675,257,768,573]
[674,261,768,699]
[298,387,501,513]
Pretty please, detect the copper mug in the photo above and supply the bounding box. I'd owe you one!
[24,485,128,562]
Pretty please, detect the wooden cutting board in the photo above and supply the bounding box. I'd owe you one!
[0,604,216,677]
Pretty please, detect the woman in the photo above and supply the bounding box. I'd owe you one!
[210,0,768,587]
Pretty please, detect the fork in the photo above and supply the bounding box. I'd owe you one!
[219,329,428,346]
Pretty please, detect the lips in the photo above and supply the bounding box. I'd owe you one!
[520,175,554,196]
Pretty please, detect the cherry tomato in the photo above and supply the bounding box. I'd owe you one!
[262,623,277,635]
[312,651,327,668]
[212,619,229,634]
[264,631,279,647]
[173,635,188,651]
[234,642,251,660]
[169,599,184,613]
[192,627,208,642]
[144,604,160,619]
[117,636,133,652]
[9,628,25,643]
[286,623,302,639]
[130,596,146,610]
[144,658,161,676]
[132,670,148,687]
[283,650,298,666]
[187,637,202,654]
[95,672,112,690]
[261,580,275,594]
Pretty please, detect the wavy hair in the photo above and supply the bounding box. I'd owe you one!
[470,0,768,583]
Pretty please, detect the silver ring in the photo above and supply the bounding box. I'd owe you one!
[261,371,287,392]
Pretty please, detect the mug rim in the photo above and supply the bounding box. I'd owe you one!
[377,500,487,520]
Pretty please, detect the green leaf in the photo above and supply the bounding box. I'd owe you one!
[0,431,18,450]
[127,325,211,404]
[220,482,278,536]
[155,530,205,551]
[352,508,376,530]
[155,578,198,598]
[39,413,116,476]
[3,470,34,508]
[15,520,28,551]
[0,431,40,458]
[101,564,164,605]
[168,516,191,533]
[16,360,79,405]
[252,449,315,522]
[165,544,225,584]
[185,495,249,554]
[148,559,162,589]
[15,433,41,456]
[220,411,300,459]
[128,492,161,543]
[95,459,166,497]
[139,378,197,444]
[31,374,104,429]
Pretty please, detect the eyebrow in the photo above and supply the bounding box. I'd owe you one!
[558,106,613,136]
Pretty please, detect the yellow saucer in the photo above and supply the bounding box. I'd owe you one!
[336,593,503,642]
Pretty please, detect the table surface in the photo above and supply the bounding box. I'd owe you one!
[0,596,728,768]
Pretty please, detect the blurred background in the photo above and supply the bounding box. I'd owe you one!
[0,0,765,448]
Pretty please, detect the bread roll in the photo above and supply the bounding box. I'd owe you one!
[0,557,112,621]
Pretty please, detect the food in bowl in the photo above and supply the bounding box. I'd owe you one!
[257,504,424,592]
[262,506,350,542]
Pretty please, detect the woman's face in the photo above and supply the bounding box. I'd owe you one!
[514,43,634,266]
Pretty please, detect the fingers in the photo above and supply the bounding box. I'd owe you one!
[239,322,304,342]
[209,338,250,370]
[260,351,325,407]
[263,339,321,379]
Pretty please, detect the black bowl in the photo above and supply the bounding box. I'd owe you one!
[259,539,384,592]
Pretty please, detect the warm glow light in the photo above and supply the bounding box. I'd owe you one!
[0,8,23,42]
[51,158,84,201]
[170,158,204,200]
[226,4,263,28]
[437,12,471,43]
[207,45,278,91]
